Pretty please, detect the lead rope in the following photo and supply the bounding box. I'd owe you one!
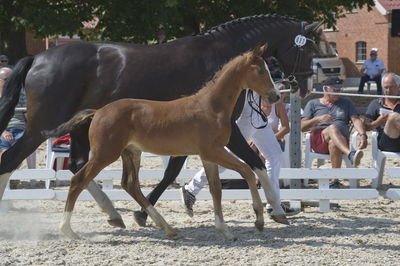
[247,90,269,129]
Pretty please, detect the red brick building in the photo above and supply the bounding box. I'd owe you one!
[324,0,400,77]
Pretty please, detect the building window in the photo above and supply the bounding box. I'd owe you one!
[356,41,366,63]
[329,42,337,54]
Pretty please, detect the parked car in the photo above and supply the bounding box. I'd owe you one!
[312,40,346,89]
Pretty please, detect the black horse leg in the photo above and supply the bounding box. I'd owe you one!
[133,156,187,226]
[69,122,126,228]
[0,130,44,200]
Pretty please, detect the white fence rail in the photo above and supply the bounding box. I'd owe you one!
[3,166,381,212]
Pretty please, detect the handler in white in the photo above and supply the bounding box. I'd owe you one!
[181,88,300,218]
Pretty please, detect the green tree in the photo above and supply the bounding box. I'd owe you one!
[0,0,374,63]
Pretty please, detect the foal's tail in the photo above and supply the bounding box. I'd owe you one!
[42,109,96,138]
[0,56,34,133]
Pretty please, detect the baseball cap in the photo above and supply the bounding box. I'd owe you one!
[322,76,343,89]
[370,48,378,55]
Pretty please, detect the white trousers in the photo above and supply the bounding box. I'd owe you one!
[186,120,282,198]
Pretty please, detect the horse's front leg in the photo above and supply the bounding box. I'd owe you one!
[227,124,288,225]
[133,156,187,226]
[69,127,125,229]
[202,161,236,241]
[201,147,264,232]
[0,131,44,210]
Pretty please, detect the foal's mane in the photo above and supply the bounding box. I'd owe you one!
[195,51,251,95]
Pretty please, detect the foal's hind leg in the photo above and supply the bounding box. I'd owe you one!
[202,161,236,241]
[201,147,264,231]
[121,148,177,239]
[133,156,187,227]
[69,124,125,229]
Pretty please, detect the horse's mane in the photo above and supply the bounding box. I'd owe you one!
[199,14,299,38]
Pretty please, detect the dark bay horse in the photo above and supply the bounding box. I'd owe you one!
[0,15,320,228]
[44,45,276,240]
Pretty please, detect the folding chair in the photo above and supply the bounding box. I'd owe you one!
[371,131,400,188]
[304,132,359,187]
[46,138,70,171]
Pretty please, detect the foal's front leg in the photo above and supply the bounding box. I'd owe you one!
[201,147,264,231]
[61,161,104,239]
[69,129,125,229]
[202,161,236,241]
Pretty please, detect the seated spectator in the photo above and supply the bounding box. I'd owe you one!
[358,48,385,95]
[0,55,9,68]
[301,77,367,188]
[364,72,400,152]
[0,67,27,161]
[0,67,11,96]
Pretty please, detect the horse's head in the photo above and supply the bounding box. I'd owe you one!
[244,44,279,103]
[269,21,323,97]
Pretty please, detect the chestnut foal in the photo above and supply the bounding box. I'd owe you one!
[46,45,278,240]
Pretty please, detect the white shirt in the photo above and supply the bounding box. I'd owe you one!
[363,58,385,77]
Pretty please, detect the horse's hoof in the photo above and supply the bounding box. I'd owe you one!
[254,221,264,231]
[167,232,180,240]
[270,214,290,225]
[223,233,238,241]
[133,211,148,227]
[108,218,126,229]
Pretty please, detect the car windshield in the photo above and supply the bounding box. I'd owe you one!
[314,40,337,58]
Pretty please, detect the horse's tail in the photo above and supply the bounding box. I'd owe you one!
[0,56,34,132]
[42,109,96,138]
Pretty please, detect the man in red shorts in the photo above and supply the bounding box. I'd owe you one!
[301,77,367,188]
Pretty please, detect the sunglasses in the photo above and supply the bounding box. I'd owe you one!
[0,60,8,63]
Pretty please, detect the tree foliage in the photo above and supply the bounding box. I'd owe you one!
[0,0,374,62]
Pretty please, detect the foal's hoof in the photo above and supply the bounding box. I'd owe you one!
[270,214,290,225]
[108,218,126,229]
[133,211,148,227]
[254,221,264,231]
[167,232,180,240]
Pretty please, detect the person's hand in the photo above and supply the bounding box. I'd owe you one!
[358,135,368,149]
[1,130,13,143]
[318,114,333,124]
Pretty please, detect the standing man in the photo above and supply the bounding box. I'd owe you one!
[301,77,367,188]
[364,72,400,152]
[358,48,385,95]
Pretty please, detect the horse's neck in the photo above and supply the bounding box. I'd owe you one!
[196,63,243,117]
